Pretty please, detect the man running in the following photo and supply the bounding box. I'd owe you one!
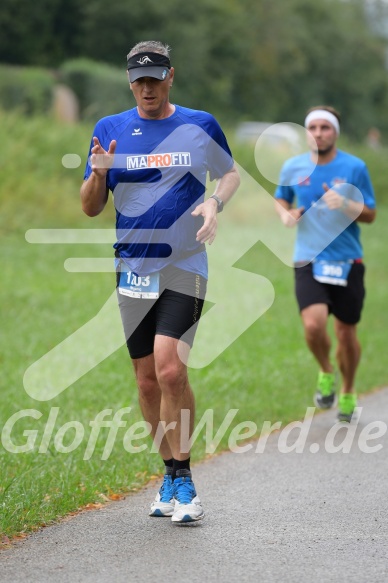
[275,105,376,422]
[81,40,240,522]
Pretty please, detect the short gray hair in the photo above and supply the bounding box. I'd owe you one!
[127,41,171,60]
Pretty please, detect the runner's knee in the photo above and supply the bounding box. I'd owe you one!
[335,322,357,344]
[303,318,324,340]
[136,372,160,400]
[156,362,188,396]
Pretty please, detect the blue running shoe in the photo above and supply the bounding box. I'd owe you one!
[149,474,175,517]
[171,471,204,523]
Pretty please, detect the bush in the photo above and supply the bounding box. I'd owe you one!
[0,65,55,115]
[59,58,131,122]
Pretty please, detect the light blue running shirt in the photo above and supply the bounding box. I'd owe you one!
[274,150,376,263]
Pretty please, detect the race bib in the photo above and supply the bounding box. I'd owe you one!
[118,270,160,298]
[312,260,353,287]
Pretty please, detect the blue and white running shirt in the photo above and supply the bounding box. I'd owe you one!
[274,150,376,263]
[84,105,234,279]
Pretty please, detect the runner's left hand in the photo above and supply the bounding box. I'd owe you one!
[192,198,218,245]
[322,182,345,210]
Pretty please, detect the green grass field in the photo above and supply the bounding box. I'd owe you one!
[1,111,387,538]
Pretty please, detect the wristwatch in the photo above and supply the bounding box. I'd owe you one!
[210,194,224,213]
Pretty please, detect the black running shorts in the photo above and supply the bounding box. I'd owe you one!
[116,264,207,359]
[294,262,365,324]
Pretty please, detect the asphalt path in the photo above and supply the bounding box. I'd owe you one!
[2,388,388,583]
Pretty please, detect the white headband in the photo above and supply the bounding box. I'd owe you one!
[304,110,340,135]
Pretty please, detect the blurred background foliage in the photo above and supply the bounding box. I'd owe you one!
[1,0,388,138]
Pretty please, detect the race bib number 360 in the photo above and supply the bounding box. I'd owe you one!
[312,260,352,287]
[118,271,160,298]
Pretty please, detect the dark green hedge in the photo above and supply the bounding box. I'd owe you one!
[0,65,55,114]
[59,58,131,122]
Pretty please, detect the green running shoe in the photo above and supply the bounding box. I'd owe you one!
[314,371,336,409]
[338,393,357,423]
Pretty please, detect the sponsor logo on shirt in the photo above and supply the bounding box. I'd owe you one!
[298,176,311,186]
[331,177,347,186]
[126,152,192,170]
[132,128,143,136]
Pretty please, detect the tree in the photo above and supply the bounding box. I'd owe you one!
[1,0,388,136]
[0,0,82,66]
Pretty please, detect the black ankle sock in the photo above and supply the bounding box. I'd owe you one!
[163,458,173,475]
[172,458,190,480]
